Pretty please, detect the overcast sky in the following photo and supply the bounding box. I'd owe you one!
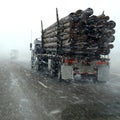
[0,0,119,59]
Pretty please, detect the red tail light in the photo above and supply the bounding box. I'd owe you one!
[64,58,75,64]
[96,61,107,64]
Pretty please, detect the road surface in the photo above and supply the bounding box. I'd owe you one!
[0,59,120,120]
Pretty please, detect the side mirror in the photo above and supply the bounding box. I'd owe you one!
[30,43,32,50]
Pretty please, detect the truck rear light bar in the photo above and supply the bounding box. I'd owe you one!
[96,61,107,65]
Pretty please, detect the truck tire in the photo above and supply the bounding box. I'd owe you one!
[58,69,63,82]
[93,75,98,83]
[50,69,55,78]
[50,58,59,78]
[31,57,35,69]
[35,63,40,71]
[31,63,34,69]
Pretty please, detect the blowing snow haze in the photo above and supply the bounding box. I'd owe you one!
[0,0,120,120]
[0,30,32,61]
[0,0,119,63]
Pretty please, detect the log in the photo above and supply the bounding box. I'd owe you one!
[44,42,57,48]
[44,31,57,38]
[43,37,57,43]
[42,8,116,56]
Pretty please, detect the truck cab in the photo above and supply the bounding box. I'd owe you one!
[30,38,41,69]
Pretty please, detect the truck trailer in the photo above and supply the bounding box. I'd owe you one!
[30,8,116,82]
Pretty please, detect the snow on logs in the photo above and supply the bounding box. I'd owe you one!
[43,8,116,56]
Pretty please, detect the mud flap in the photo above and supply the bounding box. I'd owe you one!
[97,65,109,82]
[61,65,73,80]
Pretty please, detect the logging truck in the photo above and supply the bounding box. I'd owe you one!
[30,8,115,82]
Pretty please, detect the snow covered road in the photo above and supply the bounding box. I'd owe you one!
[0,60,120,120]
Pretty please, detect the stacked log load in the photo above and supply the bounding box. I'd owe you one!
[43,8,116,59]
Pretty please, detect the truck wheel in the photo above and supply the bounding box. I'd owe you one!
[50,59,57,77]
[31,65,34,69]
[31,62,33,69]
[93,75,98,83]
[58,70,63,82]
[50,69,55,78]
[31,57,34,69]
[35,64,40,71]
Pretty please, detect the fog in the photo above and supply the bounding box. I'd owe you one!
[0,0,119,68]
[110,52,120,74]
